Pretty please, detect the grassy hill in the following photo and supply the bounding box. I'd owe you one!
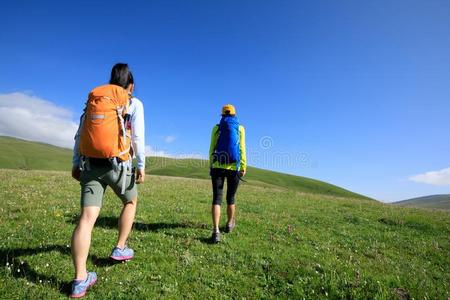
[147,156,368,199]
[0,169,448,299]
[0,136,368,199]
[394,194,450,210]
[0,136,72,171]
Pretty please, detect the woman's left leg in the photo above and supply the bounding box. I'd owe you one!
[225,170,240,229]
[117,198,137,248]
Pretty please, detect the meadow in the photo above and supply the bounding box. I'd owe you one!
[1,169,448,299]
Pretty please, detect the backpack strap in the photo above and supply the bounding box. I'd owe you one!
[116,97,132,194]
[109,157,132,195]
[117,106,126,141]
[237,124,241,171]
[119,159,132,194]
[118,96,133,156]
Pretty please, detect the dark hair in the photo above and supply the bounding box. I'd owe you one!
[109,63,134,89]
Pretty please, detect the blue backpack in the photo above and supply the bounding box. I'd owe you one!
[213,115,241,168]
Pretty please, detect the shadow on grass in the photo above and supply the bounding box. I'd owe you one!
[0,245,72,296]
[91,255,124,267]
[68,215,209,232]
[197,237,216,245]
[69,215,220,245]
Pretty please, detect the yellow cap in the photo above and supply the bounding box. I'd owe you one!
[221,104,236,115]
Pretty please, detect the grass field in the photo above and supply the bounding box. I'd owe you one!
[1,169,448,299]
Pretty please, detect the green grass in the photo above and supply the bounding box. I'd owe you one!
[394,194,450,210]
[0,169,448,299]
[0,136,369,199]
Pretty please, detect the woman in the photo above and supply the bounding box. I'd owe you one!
[209,104,247,243]
[70,63,145,298]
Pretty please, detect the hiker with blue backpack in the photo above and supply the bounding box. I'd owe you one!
[209,104,247,243]
[70,63,145,298]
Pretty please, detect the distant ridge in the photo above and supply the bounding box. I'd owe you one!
[394,194,450,210]
[0,135,369,199]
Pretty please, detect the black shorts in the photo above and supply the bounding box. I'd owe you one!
[211,168,240,205]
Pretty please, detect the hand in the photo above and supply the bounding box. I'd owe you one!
[239,170,246,177]
[135,168,145,184]
[72,166,81,181]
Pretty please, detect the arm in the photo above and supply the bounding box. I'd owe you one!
[239,125,247,175]
[71,114,84,181]
[209,125,219,167]
[131,98,146,183]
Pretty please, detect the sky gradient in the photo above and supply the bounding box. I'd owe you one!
[1,0,449,202]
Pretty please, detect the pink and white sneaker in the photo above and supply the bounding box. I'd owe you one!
[110,246,134,261]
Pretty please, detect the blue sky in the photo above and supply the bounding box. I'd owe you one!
[1,0,449,202]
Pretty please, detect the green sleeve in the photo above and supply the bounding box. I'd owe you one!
[209,125,219,167]
[239,125,247,171]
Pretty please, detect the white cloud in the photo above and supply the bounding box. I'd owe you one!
[145,145,170,157]
[409,167,450,186]
[0,92,78,148]
[145,145,204,159]
[163,135,176,143]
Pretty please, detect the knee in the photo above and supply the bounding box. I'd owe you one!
[79,210,99,226]
[226,196,235,205]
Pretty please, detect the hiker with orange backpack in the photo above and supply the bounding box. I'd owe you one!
[209,104,247,243]
[69,63,145,298]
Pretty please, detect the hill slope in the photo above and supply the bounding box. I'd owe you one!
[395,194,450,210]
[0,136,368,199]
[147,156,368,199]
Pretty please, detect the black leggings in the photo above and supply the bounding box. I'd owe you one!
[211,168,240,205]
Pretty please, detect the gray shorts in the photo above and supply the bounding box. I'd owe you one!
[80,165,137,207]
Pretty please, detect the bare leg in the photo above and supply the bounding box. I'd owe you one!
[226,204,235,225]
[71,206,101,280]
[212,204,221,232]
[117,199,137,248]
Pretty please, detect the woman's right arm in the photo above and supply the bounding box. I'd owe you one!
[71,114,84,181]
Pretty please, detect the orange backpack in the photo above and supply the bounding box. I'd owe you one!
[79,84,132,162]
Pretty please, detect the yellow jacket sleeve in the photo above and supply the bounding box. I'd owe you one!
[209,125,219,167]
[239,125,247,171]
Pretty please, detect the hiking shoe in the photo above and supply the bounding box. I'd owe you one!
[224,222,235,233]
[70,271,97,298]
[211,231,221,243]
[110,246,134,261]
